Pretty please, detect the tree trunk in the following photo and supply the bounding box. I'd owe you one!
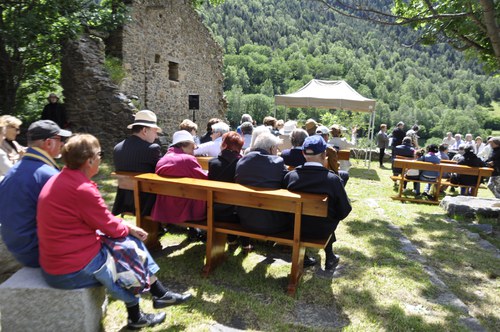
[0,38,19,116]
[479,0,500,69]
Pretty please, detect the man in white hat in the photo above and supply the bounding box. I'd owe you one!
[0,120,72,267]
[112,110,162,216]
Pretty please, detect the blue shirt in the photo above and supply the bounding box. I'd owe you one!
[0,147,59,267]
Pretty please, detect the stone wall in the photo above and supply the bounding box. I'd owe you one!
[61,35,136,155]
[119,0,225,141]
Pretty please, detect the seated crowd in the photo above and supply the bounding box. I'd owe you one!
[390,123,499,198]
[0,111,357,329]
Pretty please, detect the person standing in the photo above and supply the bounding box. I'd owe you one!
[41,93,68,129]
[486,137,500,198]
[376,124,389,167]
[113,110,162,216]
[391,121,405,159]
[406,125,420,148]
[0,120,71,267]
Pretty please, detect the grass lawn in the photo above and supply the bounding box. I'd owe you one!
[95,159,499,332]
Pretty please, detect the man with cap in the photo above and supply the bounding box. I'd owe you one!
[304,118,318,136]
[113,110,162,216]
[41,93,68,129]
[0,120,72,267]
[283,135,352,272]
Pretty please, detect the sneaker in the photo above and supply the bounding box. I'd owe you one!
[325,254,340,271]
[153,291,193,309]
[127,312,166,330]
[303,255,317,268]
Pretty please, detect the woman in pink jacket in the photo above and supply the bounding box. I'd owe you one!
[152,130,207,224]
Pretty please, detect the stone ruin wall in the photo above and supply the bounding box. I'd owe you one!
[119,0,225,141]
[61,35,136,156]
[61,0,225,154]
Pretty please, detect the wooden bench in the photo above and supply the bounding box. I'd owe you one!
[390,159,493,204]
[112,171,330,295]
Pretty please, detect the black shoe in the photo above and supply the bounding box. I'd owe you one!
[303,255,317,268]
[153,291,193,309]
[127,312,166,330]
[325,255,340,271]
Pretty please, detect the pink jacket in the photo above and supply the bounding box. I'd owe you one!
[151,147,207,223]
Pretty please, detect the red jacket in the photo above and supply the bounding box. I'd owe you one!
[38,168,128,274]
[151,147,207,223]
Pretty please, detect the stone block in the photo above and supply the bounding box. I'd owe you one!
[0,267,107,332]
[440,196,500,219]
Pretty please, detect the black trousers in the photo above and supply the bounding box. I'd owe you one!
[379,148,385,165]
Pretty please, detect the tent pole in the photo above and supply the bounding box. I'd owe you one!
[366,108,376,169]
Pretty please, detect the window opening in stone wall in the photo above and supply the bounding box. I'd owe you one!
[155,54,160,63]
[169,61,179,81]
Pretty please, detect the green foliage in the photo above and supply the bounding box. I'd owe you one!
[0,0,130,116]
[201,0,500,141]
[104,56,126,85]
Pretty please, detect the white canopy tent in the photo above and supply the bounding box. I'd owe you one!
[274,79,376,167]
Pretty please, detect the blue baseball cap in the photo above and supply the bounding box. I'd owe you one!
[302,135,327,155]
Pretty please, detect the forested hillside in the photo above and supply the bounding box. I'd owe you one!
[200,0,500,143]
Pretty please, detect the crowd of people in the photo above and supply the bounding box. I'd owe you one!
[0,109,356,329]
[2,103,500,329]
[386,121,500,198]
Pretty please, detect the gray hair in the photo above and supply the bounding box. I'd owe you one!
[249,125,270,149]
[240,114,253,124]
[290,128,308,147]
[211,122,230,134]
[240,121,253,135]
[253,132,282,152]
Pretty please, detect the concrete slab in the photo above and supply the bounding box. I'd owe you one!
[0,267,106,332]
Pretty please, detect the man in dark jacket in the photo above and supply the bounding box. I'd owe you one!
[113,110,162,216]
[454,145,486,195]
[235,132,290,235]
[283,135,352,272]
[41,93,68,129]
[392,137,415,175]
[391,121,406,158]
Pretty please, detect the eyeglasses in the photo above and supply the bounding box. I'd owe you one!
[47,136,67,143]
[96,151,104,158]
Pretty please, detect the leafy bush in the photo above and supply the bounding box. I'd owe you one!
[104,57,126,86]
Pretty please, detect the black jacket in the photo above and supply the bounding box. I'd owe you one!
[284,165,352,239]
[112,135,161,215]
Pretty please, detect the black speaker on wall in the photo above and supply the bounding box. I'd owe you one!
[189,95,199,110]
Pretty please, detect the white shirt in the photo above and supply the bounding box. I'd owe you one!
[0,148,13,179]
[328,137,354,171]
[194,136,222,157]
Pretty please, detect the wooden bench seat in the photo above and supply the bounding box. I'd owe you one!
[390,159,493,204]
[113,172,330,295]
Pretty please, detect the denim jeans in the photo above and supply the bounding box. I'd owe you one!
[42,236,160,306]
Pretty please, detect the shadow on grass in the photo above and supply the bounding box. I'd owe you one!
[349,167,380,181]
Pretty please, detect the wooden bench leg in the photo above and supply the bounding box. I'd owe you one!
[287,246,306,296]
[202,231,227,276]
[142,219,162,251]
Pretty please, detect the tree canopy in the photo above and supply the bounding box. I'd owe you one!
[201,0,500,145]
[314,0,500,73]
[0,0,128,116]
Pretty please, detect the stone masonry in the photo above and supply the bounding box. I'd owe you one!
[119,0,225,141]
[61,35,136,156]
[61,0,225,154]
